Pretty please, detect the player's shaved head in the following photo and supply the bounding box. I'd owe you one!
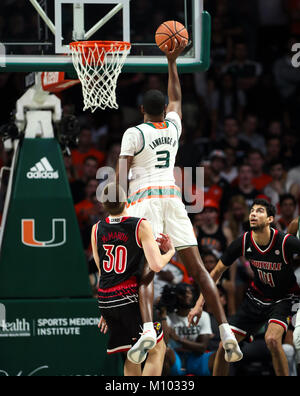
[142,89,166,116]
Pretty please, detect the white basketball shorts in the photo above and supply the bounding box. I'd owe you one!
[127,189,197,250]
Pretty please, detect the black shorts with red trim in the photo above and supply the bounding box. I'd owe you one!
[229,291,295,338]
[98,277,163,355]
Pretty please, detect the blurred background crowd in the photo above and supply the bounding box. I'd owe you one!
[0,0,300,376]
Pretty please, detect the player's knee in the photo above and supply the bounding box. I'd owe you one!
[265,334,281,352]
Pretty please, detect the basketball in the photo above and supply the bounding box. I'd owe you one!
[155,20,189,52]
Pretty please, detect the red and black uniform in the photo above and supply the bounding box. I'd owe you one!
[95,216,163,354]
[221,228,300,337]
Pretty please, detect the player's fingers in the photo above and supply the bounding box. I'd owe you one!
[181,38,188,48]
[159,233,169,240]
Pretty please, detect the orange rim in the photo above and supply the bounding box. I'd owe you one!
[70,40,131,53]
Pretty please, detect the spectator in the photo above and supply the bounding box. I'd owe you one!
[75,180,100,234]
[222,41,263,92]
[158,283,216,377]
[247,149,272,191]
[195,198,233,258]
[267,119,284,138]
[264,137,282,169]
[211,73,246,128]
[190,160,224,206]
[216,116,250,162]
[208,149,231,201]
[71,128,106,177]
[276,193,297,232]
[210,16,233,72]
[220,146,238,184]
[228,164,260,209]
[70,156,99,204]
[202,249,219,273]
[264,160,299,210]
[104,142,121,170]
[153,258,189,305]
[224,195,250,239]
[239,114,266,153]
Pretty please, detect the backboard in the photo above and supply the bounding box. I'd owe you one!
[0,0,210,74]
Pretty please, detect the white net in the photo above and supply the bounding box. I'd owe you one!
[70,41,131,112]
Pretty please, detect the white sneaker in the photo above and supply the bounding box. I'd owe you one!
[127,329,157,364]
[223,338,243,363]
[219,324,243,363]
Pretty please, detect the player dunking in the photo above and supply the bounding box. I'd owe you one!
[92,183,175,376]
[189,199,300,376]
[116,39,242,364]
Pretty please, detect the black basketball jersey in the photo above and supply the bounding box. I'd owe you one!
[95,216,146,289]
[242,228,299,300]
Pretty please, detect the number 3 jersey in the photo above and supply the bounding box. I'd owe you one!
[95,216,146,289]
[221,228,300,301]
[120,111,182,195]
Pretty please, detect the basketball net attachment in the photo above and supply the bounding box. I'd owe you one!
[70,41,131,112]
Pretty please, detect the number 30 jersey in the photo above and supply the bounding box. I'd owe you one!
[95,216,146,289]
[120,111,182,195]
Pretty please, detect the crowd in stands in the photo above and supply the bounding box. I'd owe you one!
[0,0,300,376]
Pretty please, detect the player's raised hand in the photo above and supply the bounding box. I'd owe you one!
[156,233,175,254]
[162,38,188,61]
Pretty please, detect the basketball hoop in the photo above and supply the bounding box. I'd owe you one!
[70,41,131,112]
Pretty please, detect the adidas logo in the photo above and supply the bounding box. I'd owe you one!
[26,157,59,180]
[247,247,252,252]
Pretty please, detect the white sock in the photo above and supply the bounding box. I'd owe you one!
[143,322,154,332]
[219,323,234,341]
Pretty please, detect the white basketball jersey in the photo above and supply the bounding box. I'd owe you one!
[120,112,182,195]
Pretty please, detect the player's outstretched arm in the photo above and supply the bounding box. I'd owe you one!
[188,260,228,327]
[162,39,187,119]
[138,220,175,272]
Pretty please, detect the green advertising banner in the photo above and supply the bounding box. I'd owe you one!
[0,138,92,298]
[0,299,123,376]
